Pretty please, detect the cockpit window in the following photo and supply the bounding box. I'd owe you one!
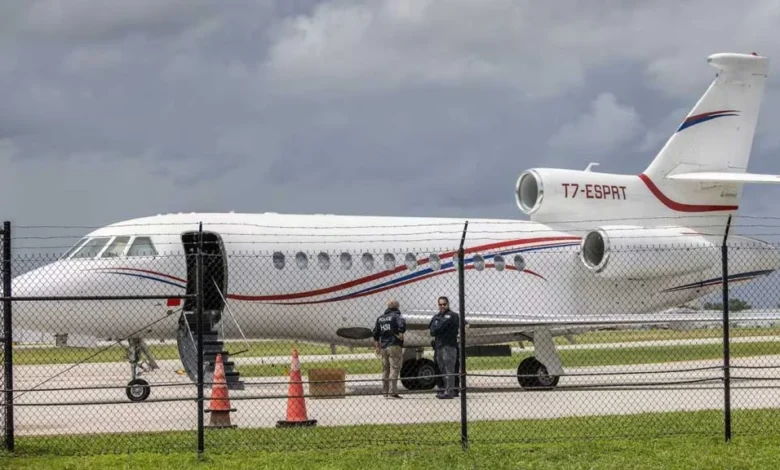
[127,236,158,257]
[101,236,131,258]
[70,237,111,259]
[62,238,88,259]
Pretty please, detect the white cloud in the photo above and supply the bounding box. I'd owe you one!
[635,106,689,154]
[63,45,124,73]
[21,0,214,40]
[264,0,598,99]
[547,93,643,154]
[263,0,780,102]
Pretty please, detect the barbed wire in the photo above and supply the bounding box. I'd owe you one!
[12,223,780,240]
[9,213,780,232]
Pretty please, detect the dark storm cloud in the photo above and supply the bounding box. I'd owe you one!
[2,0,780,234]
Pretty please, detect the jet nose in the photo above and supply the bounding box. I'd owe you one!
[10,261,78,333]
[11,262,62,298]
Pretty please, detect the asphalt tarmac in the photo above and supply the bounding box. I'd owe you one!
[9,339,780,436]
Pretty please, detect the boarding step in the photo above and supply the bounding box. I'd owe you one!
[176,311,245,391]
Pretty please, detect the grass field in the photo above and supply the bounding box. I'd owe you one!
[236,339,780,377]
[11,326,780,367]
[2,409,780,468]
[6,328,780,468]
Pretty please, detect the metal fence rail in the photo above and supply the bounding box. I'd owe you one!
[2,219,780,457]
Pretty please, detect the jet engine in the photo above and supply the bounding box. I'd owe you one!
[579,226,719,279]
[514,168,634,222]
[515,169,545,215]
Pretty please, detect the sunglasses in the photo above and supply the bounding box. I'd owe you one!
[438,303,448,307]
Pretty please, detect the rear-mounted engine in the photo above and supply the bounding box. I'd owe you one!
[515,170,544,215]
[579,226,719,279]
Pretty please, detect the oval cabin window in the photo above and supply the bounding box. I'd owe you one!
[473,254,485,271]
[318,252,331,270]
[273,252,285,270]
[494,254,506,271]
[340,252,353,269]
[429,253,441,271]
[295,252,309,269]
[514,254,526,271]
[405,253,417,270]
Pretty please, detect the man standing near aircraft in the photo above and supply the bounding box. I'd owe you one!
[429,296,460,399]
[373,299,406,398]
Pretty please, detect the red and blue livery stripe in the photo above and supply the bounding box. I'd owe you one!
[91,236,581,304]
[268,243,578,306]
[677,110,739,132]
[90,267,187,289]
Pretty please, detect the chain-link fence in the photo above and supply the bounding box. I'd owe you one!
[3,219,780,456]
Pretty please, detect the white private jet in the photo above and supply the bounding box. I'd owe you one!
[10,52,780,402]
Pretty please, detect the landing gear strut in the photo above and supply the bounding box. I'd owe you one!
[123,338,158,402]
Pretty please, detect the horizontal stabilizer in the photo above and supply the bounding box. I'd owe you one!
[667,172,780,184]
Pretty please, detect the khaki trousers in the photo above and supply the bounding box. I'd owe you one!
[381,345,403,395]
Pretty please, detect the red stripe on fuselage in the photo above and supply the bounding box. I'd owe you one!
[227,237,575,301]
[93,267,187,283]
[266,264,546,305]
[639,174,738,212]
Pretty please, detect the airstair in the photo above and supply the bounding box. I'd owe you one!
[176,310,246,390]
[176,230,249,391]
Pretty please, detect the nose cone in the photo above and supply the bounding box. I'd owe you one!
[11,261,66,297]
[10,260,78,334]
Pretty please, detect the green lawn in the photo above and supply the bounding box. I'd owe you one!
[2,409,780,468]
[10,340,373,366]
[11,326,780,367]
[242,339,780,377]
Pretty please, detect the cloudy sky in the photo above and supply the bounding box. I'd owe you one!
[3,0,780,249]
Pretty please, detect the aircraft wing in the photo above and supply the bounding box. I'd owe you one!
[402,309,780,332]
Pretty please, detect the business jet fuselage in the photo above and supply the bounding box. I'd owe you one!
[11,211,778,345]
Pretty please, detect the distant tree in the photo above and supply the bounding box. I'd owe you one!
[703,298,752,311]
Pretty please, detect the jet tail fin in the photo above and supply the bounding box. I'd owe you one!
[636,53,770,231]
[644,52,769,183]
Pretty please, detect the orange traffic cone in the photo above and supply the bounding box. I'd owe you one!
[276,349,317,428]
[205,354,237,428]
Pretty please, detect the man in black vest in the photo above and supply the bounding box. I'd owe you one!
[373,299,406,398]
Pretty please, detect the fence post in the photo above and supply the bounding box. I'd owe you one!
[2,221,13,452]
[458,221,469,451]
[722,215,732,443]
[196,222,205,456]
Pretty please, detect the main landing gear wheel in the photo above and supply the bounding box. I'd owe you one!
[401,358,438,390]
[126,378,151,402]
[517,357,559,390]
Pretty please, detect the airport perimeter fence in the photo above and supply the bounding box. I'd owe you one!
[3,218,780,457]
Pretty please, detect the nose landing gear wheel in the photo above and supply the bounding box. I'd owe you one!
[126,378,151,402]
